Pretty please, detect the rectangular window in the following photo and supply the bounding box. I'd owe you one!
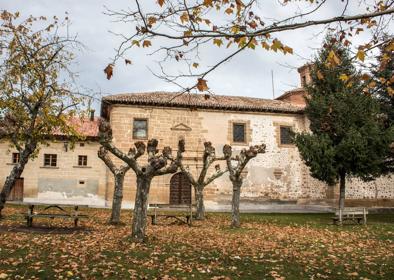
[78,155,88,166]
[280,126,294,145]
[133,119,148,139]
[233,123,246,143]
[44,154,57,167]
[12,153,20,164]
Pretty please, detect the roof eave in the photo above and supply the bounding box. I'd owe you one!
[102,99,304,115]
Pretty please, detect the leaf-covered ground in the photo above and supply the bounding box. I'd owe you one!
[0,205,393,279]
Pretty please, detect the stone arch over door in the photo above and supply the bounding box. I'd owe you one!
[170,173,191,205]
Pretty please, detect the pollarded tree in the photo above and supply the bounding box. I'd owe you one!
[179,141,228,220]
[0,12,89,216]
[98,121,184,241]
[105,1,394,92]
[98,147,131,224]
[222,144,266,227]
[295,37,394,212]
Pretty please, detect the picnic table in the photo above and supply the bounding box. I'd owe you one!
[148,203,196,226]
[23,203,88,227]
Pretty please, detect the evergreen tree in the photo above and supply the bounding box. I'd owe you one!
[371,38,394,173]
[373,38,394,126]
[295,37,394,211]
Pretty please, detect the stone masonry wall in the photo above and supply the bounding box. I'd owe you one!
[107,104,394,210]
[0,140,107,206]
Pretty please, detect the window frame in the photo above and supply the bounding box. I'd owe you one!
[279,125,294,146]
[78,155,88,167]
[232,122,246,143]
[43,154,57,167]
[132,118,148,140]
[12,153,20,164]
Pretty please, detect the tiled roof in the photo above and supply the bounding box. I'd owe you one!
[69,117,99,138]
[54,117,99,138]
[101,92,304,115]
[275,87,306,100]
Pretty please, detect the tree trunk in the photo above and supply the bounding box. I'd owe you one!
[109,173,125,224]
[195,185,205,220]
[0,144,35,217]
[338,172,346,211]
[231,179,242,228]
[131,176,152,242]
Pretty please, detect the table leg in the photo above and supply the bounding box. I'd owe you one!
[74,206,80,227]
[27,205,34,227]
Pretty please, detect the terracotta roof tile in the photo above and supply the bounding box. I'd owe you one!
[275,87,306,100]
[54,117,99,138]
[102,92,304,115]
[70,117,99,138]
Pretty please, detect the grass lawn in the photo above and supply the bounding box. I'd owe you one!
[0,205,393,279]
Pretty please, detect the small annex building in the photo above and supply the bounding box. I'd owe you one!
[1,65,394,210]
[0,116,108,206]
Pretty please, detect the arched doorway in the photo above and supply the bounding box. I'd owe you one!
[170,173,191,205]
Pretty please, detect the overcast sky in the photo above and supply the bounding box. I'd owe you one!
[2,0,393,110]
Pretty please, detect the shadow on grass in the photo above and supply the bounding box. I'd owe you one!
[0,224,91,234]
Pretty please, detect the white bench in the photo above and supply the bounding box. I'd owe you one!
[332,207,368,225]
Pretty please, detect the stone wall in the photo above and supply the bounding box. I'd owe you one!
[106,104,394,210]
[1,103,392,211]
[0,140,107,206]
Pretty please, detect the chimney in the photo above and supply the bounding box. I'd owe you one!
[297,64,312,87]
[90,109,95,121]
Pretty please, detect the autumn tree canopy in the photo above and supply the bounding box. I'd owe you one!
[0,11,91,215]
[105,0,394,93]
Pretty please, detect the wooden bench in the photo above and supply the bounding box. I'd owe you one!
[24,203,88,227]
[148,203,196,226]
[332,207,368,225]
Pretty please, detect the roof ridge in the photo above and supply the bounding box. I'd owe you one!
[101,91,305,117]
[103,91,286,102]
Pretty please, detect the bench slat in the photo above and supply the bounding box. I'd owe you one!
[333,207,368,225]
[25,214,88,218]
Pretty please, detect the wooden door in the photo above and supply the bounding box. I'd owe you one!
[170,173,191,205]
[8,178,24,201]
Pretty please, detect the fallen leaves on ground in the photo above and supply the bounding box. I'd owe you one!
[0,206,393,279]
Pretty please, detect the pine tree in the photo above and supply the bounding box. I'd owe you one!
[373,38,394,126]
[295,36,394,212]
[371,38,394,173]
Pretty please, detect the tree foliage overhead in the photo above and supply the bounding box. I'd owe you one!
[0,11,89,149]
[0,11,91,215]
[295,36,394,187]
[105,0,394,93]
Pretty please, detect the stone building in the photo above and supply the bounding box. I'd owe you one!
[1,65,393,210]
[99,65,394,211]
[0,117,108,206]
